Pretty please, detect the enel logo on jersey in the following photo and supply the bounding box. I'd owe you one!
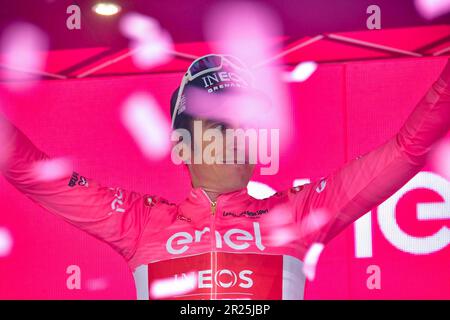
[166,222,265,254]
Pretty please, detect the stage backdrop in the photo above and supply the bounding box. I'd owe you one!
[0,57,448,299]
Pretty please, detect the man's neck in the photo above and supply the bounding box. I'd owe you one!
[203,190,220,203]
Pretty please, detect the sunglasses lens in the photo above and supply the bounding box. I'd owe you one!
[189,55,223,77]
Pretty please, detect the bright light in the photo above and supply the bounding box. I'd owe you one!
[93,2,121,16]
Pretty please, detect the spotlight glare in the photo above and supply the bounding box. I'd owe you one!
[93,2,121,16]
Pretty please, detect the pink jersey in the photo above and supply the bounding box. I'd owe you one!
[1,66,449,300]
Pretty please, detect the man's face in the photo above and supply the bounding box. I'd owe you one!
[186,118,255,194]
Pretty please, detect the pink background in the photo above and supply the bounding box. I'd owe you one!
[0,57,448,299]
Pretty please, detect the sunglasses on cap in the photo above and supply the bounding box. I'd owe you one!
[171,54,253,129]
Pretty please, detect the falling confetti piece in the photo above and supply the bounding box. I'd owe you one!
[261,204,295,227]
[414,0,450,20]
[0,227,13,257]
[429,139,450,180]
[120,13,173,69]
[298,208,332,237]
[119,13,160,42]
[183,87,273,130]
[32,157,72,182]
[150,273,197,299]
[302,242,325,281]
[122,92,171,160]
[86,278,109,291]
[285,61,318,82]
[130,36,172,69]
[203,1,292,148]
[247,181,276,200]
[267,225,298,247]
[0,115,13,169]
[0,22,48,86]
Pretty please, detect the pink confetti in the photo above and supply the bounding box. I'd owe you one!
[260,205,296,247]
[203,2,292,149]
[204,2,282,66]
[122,92,171,160]
[267,225,298,247]
[262,204,295,227]
[414,0,450,20]
[0,227,13,257]
[32,157,73,182]
[0,22,48,86]
[184,87,273,130]
[429,139,450,179]
[119,13,173,69]
[246,181,276,199]
[298,208,332,237]
[302,242,325,281]
[150,273,197,299]
[119,13,160,42]
[0,115,13,169]
[131,36,172,69]
[285,61,318,82]
[222,92,274,129]
[86,278,109,291]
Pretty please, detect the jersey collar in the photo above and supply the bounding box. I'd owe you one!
[178,187,252,223]
[189,187,250,205]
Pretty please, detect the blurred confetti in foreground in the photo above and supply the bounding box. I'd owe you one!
[264,206,332,247]
[204,1,282,66]
[302,242,325,281]
[0,227,13,257]
[86,278,109,291]
[298,208,332,237]
[0,22,49,88]
[32,157,73,182]
[263,204,295,227]
[150,273,197,299]
[414,0,450,19]
[247,181,276,199]
[267,226,298,247]
[122,92,171,160]
[0,115,13,169]
[284,61,318,82]
[263,204,297,247]
[182,87,273,129]
[429,139,450,180]
[203,1,292,148]
[119,12,173,69]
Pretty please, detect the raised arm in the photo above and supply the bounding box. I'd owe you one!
[292,59,450,247]
[0,115,151,260]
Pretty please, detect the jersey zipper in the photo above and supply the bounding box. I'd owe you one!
[202,190,218,300]
[210,201,217,215]
[210,203,217,300]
